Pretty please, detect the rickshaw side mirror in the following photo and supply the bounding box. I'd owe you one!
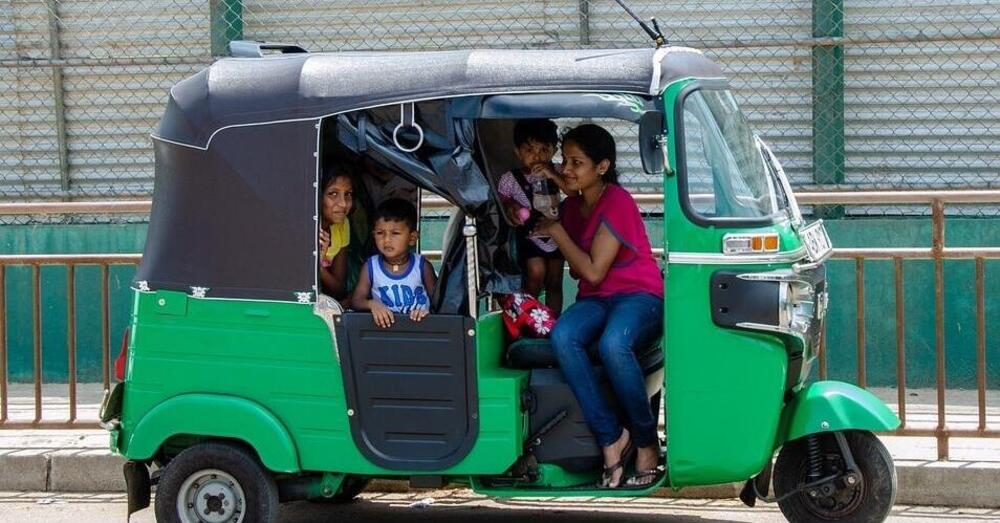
[638,111,666,175]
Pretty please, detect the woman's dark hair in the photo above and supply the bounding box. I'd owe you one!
[513,119,559,147]
[374,198,418,231]
[320,160,355,193]
[562,124,619,185]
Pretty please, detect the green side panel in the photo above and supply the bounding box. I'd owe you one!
[663,264,788,487]
[778,381,901,445]
[151,289,187,316]
[120,291,524,476]
[123,393,300,473]
[661,80,791,487]
[121,291,364,473]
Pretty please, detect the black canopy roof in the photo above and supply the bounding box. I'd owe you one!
[138,46,726,302]
[155,47,724,149]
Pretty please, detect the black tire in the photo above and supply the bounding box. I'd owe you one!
[774,430,896,523]
[154,442,279,523]
[309,476,370,503]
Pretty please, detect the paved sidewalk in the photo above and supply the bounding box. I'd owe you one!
[1,385,998,507]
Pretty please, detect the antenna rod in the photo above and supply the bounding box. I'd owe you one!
[611,0,663,45]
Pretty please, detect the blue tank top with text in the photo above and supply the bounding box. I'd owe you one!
[367,253,429,313]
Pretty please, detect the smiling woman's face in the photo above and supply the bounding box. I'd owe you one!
[560,141,607,193]
[321,175,354,225]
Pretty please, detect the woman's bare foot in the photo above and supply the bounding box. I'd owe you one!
[624,444,663,488]
[634,444,658,472]
[599,428,632,488]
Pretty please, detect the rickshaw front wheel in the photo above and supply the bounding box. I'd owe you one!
[774,430,896,523]
[154,441,279,523]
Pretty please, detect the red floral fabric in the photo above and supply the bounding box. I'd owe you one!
[500,292,556,339]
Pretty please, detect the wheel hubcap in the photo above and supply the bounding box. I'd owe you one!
[177,469,245,523]
[800,453,865,519]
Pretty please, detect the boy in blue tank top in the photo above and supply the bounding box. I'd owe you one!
[349,198,437,328]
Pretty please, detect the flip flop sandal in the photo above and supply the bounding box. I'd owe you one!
[623,466,665,489]
[597,442,636,489]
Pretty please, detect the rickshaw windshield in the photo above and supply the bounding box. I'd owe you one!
[679,87,784,222]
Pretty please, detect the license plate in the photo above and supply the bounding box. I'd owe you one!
[801,220,832,262]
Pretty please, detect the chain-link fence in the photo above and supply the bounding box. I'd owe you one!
[2,1,999,218]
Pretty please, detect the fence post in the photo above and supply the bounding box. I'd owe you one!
[932,199,948,460]
[578,1,591,45]
[211,0,245,57]
[45,0,70,194]
[812,0,845,218]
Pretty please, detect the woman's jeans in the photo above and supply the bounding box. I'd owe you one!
[549,292,663,449]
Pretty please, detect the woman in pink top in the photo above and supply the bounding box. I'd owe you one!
[533,124,664,489]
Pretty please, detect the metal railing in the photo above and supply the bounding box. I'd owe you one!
[0,191,997,462]
[802,191,1000,461]
[0,254,140,429]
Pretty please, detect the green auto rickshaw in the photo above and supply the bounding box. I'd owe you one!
[101,43,900,523]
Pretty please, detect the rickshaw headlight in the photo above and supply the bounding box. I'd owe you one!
[778,280,816,334]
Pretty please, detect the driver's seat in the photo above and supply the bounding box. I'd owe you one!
[505,336,663,372]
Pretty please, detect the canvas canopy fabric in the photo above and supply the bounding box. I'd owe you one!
[138,47,725,302]
[155,47,722,149]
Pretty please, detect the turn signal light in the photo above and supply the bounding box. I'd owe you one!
[723,233,780,255]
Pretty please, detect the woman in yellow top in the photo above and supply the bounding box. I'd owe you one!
[318,168,354,299]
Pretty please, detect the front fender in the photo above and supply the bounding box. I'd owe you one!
[778,381,900,445]
[124,394,299,473]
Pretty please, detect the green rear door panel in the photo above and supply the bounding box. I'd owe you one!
[120,291,523,475]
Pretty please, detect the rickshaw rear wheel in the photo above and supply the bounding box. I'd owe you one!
[154,441,279,523]
[774,430,896,523]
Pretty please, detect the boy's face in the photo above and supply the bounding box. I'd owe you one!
[514,139,556,170]
[373,218,417,260]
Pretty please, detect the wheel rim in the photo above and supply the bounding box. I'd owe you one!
[176,468,246,523]
[797,453,865,519]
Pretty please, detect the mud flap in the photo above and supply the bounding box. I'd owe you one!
[739,457,773,507]
[99,382,124,424]
[123,461,151,520]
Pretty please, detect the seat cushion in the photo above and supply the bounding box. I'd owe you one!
[505,337,663,373]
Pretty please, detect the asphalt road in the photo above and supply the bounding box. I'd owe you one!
[1,490,996,523]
